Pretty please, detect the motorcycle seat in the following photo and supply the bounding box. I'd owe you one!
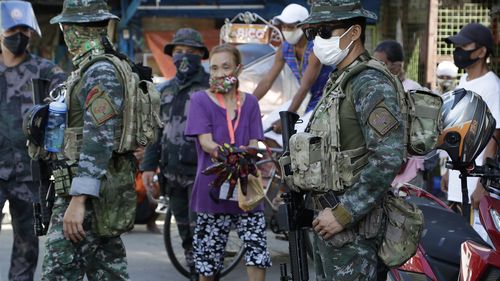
[407,196,488,265]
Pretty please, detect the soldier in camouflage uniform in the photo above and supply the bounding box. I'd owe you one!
[41,0,135,280]
[297,0,405,280]
[141,28,209,280]
[0,1,66,280]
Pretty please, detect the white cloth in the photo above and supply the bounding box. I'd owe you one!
[402,78,421,91]
[447,71,500,203]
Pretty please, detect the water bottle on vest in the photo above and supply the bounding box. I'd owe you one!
[44,101,67,153]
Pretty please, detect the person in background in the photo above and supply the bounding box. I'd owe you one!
[435,60,458,94]
[185,44,271,281]
[134,147,160,234]
[141,27,210,281]
[373,40,425,188]
[373,39,421,91]
[0,1,66,280]
[434,61,459,196]
[442,23,500,235]
[253,3,333,133]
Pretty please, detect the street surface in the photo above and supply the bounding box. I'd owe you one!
[0,218,315,281]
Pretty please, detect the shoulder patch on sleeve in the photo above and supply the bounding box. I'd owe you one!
[368,105,398,136]
[85,86,117,126]
[85,85,103,106]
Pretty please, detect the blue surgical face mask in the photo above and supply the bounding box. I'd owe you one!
[173,53,202,84]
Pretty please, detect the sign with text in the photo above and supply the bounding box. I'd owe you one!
[223,23,270,44]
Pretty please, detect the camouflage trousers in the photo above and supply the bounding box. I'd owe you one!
[312,228,386,281]
[41,197,130,281]
[0,179,38,281]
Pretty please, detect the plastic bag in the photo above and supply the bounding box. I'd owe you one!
[237,171,265,212]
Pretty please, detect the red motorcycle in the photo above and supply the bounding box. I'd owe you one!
[389,89,500,281]
[389,183,499,281]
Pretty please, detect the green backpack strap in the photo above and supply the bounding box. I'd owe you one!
[77,53,162,153]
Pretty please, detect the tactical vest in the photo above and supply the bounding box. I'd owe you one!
[159,75,208,176]
[288,55,442,193]
[62,53,162,161]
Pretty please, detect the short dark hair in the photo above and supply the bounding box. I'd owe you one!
[336,17,366,45]
[374,40,404,62]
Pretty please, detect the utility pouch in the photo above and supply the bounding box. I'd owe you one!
[63,127,83,161]
[289,133,325,192]
[378,192,424,267]
[91,154,136,237]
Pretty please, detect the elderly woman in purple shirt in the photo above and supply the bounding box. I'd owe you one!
[185,44,271,281]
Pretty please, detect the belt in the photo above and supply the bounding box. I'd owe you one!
[312,190,340,210]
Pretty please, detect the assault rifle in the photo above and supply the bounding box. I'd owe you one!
[278,111,314,281]
[30,78,54,236]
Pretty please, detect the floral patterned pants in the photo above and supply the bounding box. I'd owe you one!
[193,212,272,276]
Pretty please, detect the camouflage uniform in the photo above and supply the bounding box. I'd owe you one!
[141,28,209,273]
[0,1,67,280]
[41,1,133,280]
[299,1,405,280]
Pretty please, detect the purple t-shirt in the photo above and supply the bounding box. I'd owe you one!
[185,91,264,214]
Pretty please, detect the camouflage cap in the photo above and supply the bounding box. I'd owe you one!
[50,0,119,24]
[298,0,377,26]
[163,28,209,59]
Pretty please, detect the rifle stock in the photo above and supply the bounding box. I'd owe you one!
[278,111,313,281]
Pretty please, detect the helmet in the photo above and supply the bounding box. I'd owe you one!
[0,1,41,36]
[50,0,119,24]
[298,0,377,27]
[163,28,209,60]
[23,104,49,147]
[438,88,496,167]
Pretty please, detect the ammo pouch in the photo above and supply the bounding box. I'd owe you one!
[52,164,78,197]
[378,192,424,267]
[289,132,326,192]
[91,154,136,237]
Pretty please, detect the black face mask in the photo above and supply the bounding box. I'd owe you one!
[173,53,201,84]
[2,32,29,56]
[453,47,480,69]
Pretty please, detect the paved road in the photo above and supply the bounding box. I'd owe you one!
[0,220,315,281]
